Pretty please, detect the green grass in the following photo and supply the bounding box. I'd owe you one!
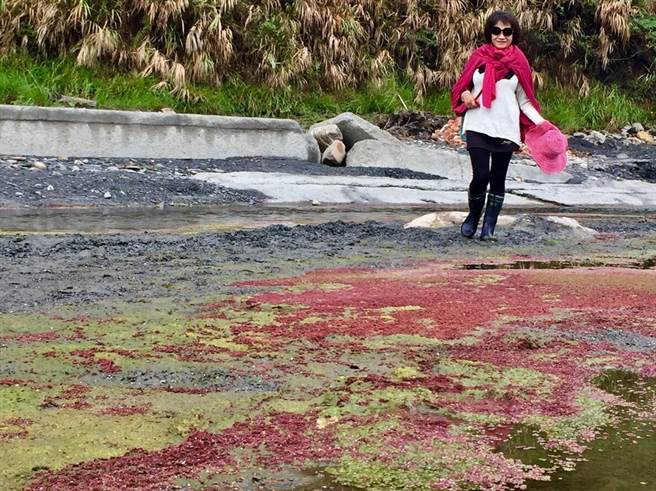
[0,54,653,131]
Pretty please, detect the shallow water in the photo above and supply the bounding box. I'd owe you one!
[463,258,656,270]
[0,204,441,234]
[0,204,647,234]
[501,370,656,491]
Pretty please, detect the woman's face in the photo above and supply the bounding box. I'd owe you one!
[491,21,513,50]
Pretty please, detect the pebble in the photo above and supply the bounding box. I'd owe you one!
[46,185,54,191]
[32,161,47,170]
[71,165,80,172]
[15,192,23,197]
[104,191,112,199]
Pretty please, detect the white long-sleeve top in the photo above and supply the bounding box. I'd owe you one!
[462,68,544,146]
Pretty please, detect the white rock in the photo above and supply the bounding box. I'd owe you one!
[404,211,516,229]
[587,130,606,145]
[545,216,597,235]
[32,161,47,170]
[103,191,112,199]
[71,165,80,172]
[46,185,54,191]
[321,140,346,167]
[15,192,23,197]
[310,124,343,152]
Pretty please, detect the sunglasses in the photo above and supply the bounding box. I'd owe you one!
[491,26,513,36]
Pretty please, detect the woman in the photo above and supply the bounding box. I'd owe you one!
[451,11,545,241]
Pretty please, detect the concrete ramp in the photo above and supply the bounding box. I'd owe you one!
[0,105,320,162]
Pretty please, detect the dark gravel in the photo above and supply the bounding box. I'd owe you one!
[83,367,279,392]
[1,217,654,313]
[0,155,441,208]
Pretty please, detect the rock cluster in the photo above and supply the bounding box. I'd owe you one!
[309,112,401,167]
[573,123,655,146]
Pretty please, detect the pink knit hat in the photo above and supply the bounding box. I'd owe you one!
[525,121,568,174]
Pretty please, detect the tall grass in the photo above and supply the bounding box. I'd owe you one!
[0,0,651,99]
[1,54,653,131]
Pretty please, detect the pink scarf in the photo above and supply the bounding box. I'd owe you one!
[451,44,540,140]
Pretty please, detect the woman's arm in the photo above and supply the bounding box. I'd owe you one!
[516,84,545,124]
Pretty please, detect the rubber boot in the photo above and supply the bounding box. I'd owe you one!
[480,193,505,241]
[460,191,486,238]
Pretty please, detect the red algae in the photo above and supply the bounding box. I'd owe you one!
[2,331,60,344]
[28,412,338,491]
[70,349,122,373]
[153,342,228,362]
[100,405,151,416]
[9,261,656,491]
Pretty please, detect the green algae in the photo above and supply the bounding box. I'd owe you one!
[436,359,557,395]
[392,366,424,380]
[524,390,612,445]
[1,410,180,489]
[320,386,434,419]
[362,334,444,349]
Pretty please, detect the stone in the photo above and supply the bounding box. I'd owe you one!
[0,104,320,163]
[103,191,112,199]
[32,161,47,170]
[404,211,515,229]
[310,124,343,152]
[192,171,541,205]
[507,179,656,207]
[631,122,644,133]
[346,140,468,180]
[46,185,54,191]
[345,141,571,184]
[310,112,399,150]
[58,95,98,108]
[586,130,606,145]
[636,131,654,144]
[511,215,597,240]
[321,140,346,167]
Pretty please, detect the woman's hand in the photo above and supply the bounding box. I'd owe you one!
[461,91,479,109]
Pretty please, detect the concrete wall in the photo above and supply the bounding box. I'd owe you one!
[0,105,320,162]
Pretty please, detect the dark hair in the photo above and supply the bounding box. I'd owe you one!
[484,11,521,45]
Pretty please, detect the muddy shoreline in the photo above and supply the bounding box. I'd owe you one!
[2,214,655,313]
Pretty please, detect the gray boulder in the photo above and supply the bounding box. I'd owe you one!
[346,140,468,180]
[310,112,399,150]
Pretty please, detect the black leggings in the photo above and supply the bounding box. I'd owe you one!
[468,148,512,196]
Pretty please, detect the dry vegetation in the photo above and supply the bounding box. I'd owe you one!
[0,0,653,99]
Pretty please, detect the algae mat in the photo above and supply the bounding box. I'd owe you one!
[2,260,655,490]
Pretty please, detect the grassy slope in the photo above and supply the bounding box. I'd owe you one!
[0,55,654,132]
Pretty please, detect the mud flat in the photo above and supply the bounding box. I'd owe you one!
[1,210,655,490]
